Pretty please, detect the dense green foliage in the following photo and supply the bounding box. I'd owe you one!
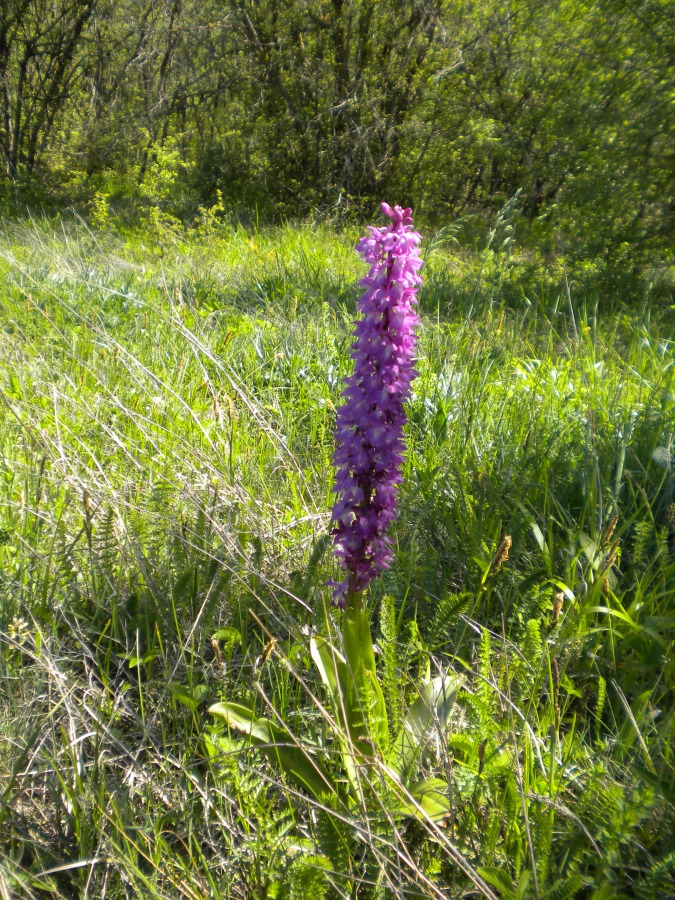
[0,220,673,897]
[0,0,673,275]
[0,2,672,892]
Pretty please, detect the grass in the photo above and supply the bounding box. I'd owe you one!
[0,215,673,898]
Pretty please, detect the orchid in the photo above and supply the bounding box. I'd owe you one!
[331,202,423,604]
[211,207,464,851]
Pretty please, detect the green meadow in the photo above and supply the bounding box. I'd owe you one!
[0,218,673,898]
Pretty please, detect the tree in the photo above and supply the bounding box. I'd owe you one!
[0,0,97,187]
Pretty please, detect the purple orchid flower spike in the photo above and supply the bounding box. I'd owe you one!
[330,203,423,606]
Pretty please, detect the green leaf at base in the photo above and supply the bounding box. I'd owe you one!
[388,675,461,781]
[395,776,452,823]
[342,603,390,753]
[209,701,336,800]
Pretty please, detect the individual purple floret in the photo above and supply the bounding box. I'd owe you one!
[331,202,423,604]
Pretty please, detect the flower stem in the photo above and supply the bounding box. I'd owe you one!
[344,587,364,618]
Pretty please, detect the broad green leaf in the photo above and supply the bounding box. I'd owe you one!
[209,701,336,799]
[310,636,346,702]
[342,604,389,753]
[579,532,601,569]
[204,731,239,758]
[311,634,390,793]
[514,869,531,900]
[395,777,452,823]
[388,675,461,781]
[310,636,361,790]
[560,674,583,698]
[169,682,209,711]
[126,650,159,669]
[587,605,638,628]
[342,603,377,695]
[591,889,631,900]
[528,517,552,574]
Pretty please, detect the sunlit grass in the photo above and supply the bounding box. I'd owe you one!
[0,218,673,898]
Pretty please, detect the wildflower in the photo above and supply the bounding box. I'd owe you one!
[600,538,620,576]
[488,535,512,579]
[331,203,423,604]
[550,591,565,629]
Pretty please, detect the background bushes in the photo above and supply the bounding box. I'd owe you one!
[0,0,672,278]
